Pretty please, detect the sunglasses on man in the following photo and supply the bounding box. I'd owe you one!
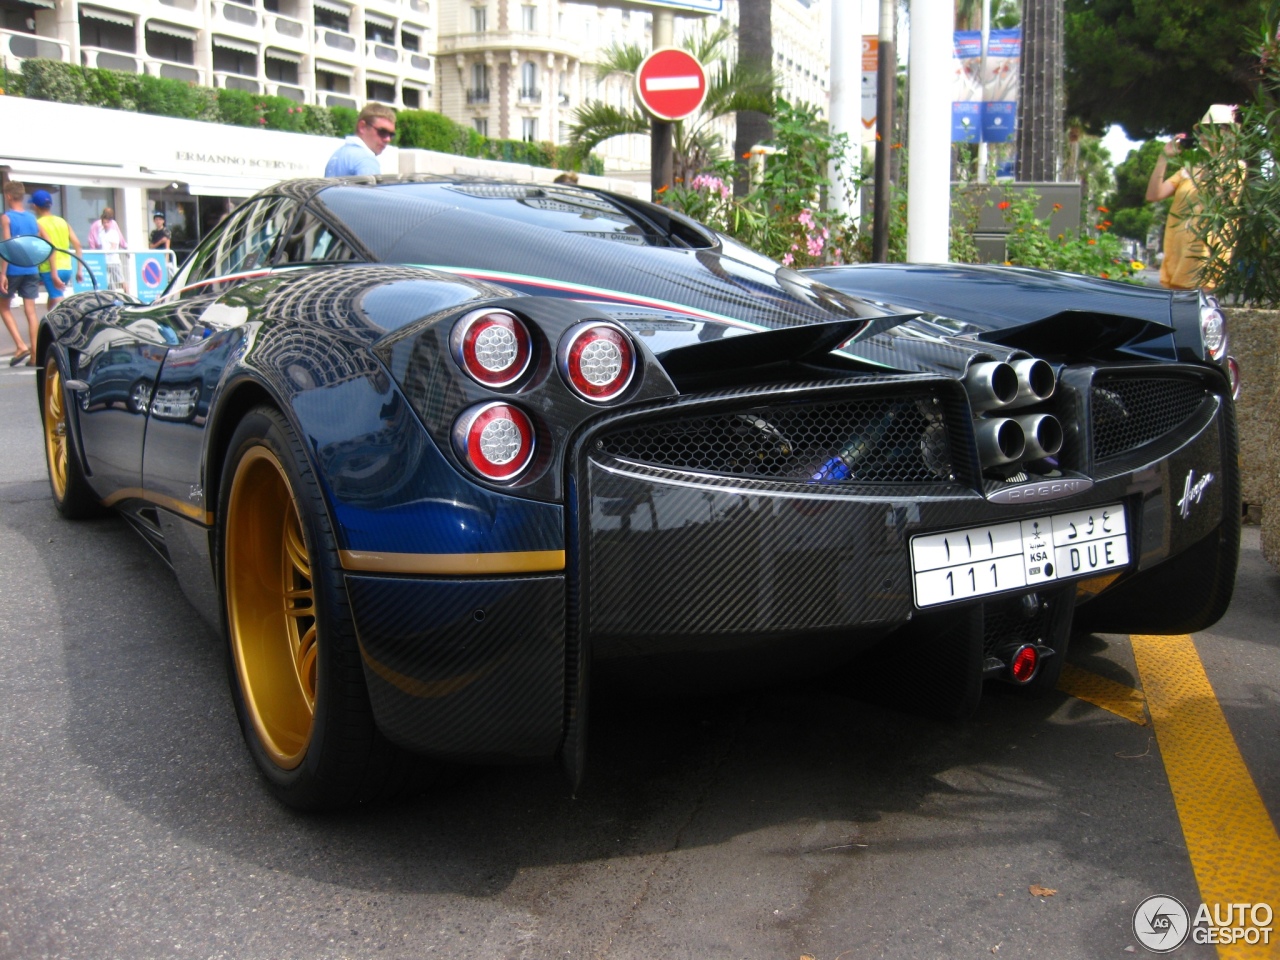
[366,124,395,139]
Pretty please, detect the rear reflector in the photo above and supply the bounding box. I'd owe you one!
[1010,644,1040,683]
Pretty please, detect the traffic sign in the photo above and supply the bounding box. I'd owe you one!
[633,47,708,122]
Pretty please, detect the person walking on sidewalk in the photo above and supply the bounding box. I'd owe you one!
[1,181,43,367]
[32,189,84,310]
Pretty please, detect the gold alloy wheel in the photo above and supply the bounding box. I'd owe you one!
[225,445,318,770]
[43,363,69,501]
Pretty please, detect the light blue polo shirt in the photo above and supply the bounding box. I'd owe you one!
[325,136,381,177]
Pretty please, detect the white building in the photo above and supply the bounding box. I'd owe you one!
[0,0,437,111]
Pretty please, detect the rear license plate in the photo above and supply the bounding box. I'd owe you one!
[910,503,1129,608]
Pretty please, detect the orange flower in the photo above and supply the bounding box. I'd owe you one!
[1088,239,1097,245]
[1097,206,1109,213]
[742,152,752,159]
[1052,203,1062,211]
[1101,220,1112,227]
[997,200,1011,209]
[1100,271,1110,278]
[656,185,668,194]
[891,142,903,149]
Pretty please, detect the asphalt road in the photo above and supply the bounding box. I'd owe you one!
[2,359,1278,960]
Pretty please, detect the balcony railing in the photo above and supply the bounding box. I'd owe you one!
[1,29,70,68]
[266,13,306,41]
[266,81,305,102]
[158,0,198,10]
[212,1,258,27]
[213,71,261,93]
[145,58,203,84]
[466,87,490,104]
[81,47,142,73]
[323,92,357,109]
[518,87,540,103]
[438,31,579,61]
[409,53,432,75]
[315,27,357,55]
[366,41,399,64]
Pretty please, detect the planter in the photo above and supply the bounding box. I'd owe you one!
[1230,307,1280,572]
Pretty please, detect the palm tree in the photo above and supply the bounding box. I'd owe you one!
[566,23,776,184]
[1016,0,1064,181]
[733,0,771,196]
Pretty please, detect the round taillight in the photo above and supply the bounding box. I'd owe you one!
[451,309,532,387]
[1199,297,1226,360]
[452,402,535,481]
[558,321,636,402]
[1009,645,1040,684]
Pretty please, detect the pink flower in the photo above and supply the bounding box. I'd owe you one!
[782,252,794,266]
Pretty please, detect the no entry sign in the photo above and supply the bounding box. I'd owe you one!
[633,47,708,121]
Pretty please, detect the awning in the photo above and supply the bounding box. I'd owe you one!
[146,20,197,41]
[264,47,302,64]
[312,0,350,15]
[212,34,258,55]
[143,170,283,198]
[364,12,394,29]
[314,60,353,78]
[14,0,55,9]
[80,6,134,26]
[3,159,173,190]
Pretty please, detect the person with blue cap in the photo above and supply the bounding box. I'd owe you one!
[32,189,84,311]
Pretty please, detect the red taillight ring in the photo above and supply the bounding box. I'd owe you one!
[452,402,536,481]
[450,308,532,387]
[558,321,636,402]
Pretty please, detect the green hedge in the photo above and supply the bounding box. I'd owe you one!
[10,58,602,174]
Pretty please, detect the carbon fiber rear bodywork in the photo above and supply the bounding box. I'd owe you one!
[21,177,1241,791]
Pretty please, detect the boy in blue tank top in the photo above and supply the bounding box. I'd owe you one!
[1,180,46,366]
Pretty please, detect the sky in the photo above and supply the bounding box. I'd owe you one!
[1101,125,1146,163]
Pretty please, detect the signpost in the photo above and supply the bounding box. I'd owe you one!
[634,46,708,198]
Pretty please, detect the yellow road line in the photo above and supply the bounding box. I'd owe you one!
[1056,661,1149,725]
[1131,633,1280,959]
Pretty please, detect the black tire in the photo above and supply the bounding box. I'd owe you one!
[41,353,108,519]
[218,405,410,810]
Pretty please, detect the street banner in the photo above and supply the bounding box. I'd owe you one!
[861,36,877,144]
[982,27,1020,143]
[951,30,983,142]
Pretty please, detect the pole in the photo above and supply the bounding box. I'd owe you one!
[650,10,675,200]
[872,0,895,262]
[977,0,990,183]
[828,0,862,221]
[906,0,953,263]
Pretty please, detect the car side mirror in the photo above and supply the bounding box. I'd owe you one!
[0,234,55,269]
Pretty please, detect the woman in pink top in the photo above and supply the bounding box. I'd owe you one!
[87,207,128,293]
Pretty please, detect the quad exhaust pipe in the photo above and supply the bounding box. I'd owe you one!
[964,357,1061,468]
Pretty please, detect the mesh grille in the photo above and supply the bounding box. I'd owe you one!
[983,595,1047,656]
[1091,377,1208,461]
[596,392,954,484]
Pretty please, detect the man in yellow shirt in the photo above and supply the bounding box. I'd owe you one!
[31,189,84,307]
